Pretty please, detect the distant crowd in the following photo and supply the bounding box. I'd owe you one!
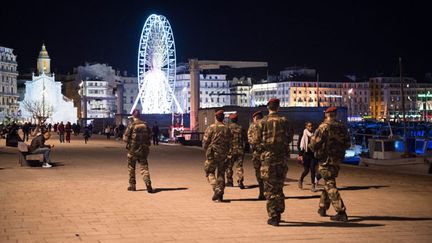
[1,120,161,145]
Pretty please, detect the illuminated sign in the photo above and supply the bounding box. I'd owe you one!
[418,93,432,98]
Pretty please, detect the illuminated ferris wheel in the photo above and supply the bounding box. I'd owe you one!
[132,14,179,114]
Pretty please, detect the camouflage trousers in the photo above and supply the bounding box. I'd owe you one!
[261,152,288,218]
[226,152,244,182]
[204,158,226,194]
[251,151,263,186]
[127,153,151,185]
[204,147,227,194]
[318,164,346,212]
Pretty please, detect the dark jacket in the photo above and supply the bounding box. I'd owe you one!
[29,134,50,152]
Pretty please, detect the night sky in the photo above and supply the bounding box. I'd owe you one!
[1,0,431,80]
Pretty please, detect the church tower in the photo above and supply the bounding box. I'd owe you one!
[37,43,51,74]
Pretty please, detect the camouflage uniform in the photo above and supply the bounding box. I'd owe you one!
[226,122,247,185]
[203,121,232,195]
[123,117,152,187]
[252,112,292,218]
[248,121,264,196]
[309,119,350,213]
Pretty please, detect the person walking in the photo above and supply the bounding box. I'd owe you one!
[248,110,265,200]
[123,109,154,193]
[152,122,160,145]
[226,113,247,189]
[65,122,72,143]
[203,109,232,202]
[83,126,91,144]
[250,98,293,226]
[22,122,31,142]
[297,121,319,192]
[105,125,111,139]
[309,106,351,222]
[57,122,65,143]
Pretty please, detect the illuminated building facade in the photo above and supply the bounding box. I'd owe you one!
[175,73,230,112]
[0,46,19,121]
[19,44,77,123]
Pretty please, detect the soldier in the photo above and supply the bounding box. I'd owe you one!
[309,106,351,222]
[203,109,232,202]
[248,110,265,200]
[226,113,247,189]
[251,98,293,226]
[123,109,154,193]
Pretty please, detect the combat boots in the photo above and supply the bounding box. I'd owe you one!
[146,181,154,193]
[258,182,265,200]
[318,207,327,217]
[212,190,223,202]
[330,211,348,222]
[238,179,245,189]
[127,184,136,191]
[267,214,281,226]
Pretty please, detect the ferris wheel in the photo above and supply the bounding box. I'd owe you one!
[132,14,181,114]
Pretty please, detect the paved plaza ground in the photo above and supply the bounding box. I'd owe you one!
[1,134,432,242]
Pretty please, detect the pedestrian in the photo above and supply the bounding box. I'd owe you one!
[250,98,293,226]
[22,122,31,141]
[297,121,319,192]
[76,123,81,135]
[105,125,111,139]
[152,121,160,145]
[28,127,54,168]
[83,126,91,144]
[203,109,232,202]
[65,122,72,143]
[123,109,154,193]
[57,121,65,143]
[72,123,77,136]
[88,123,93,134]
[226,113,247,189]
[53,123,58,133]
[248,110,265,200]
[309,106,351,222]
[118,123,125,137]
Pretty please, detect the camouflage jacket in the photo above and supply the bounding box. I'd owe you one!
[228,122,247,155]
[247,121,260,152]
[251,112,293,156]
[123,118,151,154]
[203,121,232,155]
[309,119,350,164]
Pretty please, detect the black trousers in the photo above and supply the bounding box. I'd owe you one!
[300,153,318,184]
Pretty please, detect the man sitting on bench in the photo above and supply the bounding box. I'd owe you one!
[29,127,54,168]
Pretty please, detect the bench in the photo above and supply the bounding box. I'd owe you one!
[17,142,44,166]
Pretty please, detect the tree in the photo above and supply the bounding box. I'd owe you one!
[22,100,54,125]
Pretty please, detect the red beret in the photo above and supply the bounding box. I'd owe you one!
[325,106,337,113]
[252,111,262,118]
[267,98,280,106]
[229,113,238,119]
[215,109,224,116]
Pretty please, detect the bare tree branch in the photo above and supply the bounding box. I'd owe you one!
[22,100,54,125]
